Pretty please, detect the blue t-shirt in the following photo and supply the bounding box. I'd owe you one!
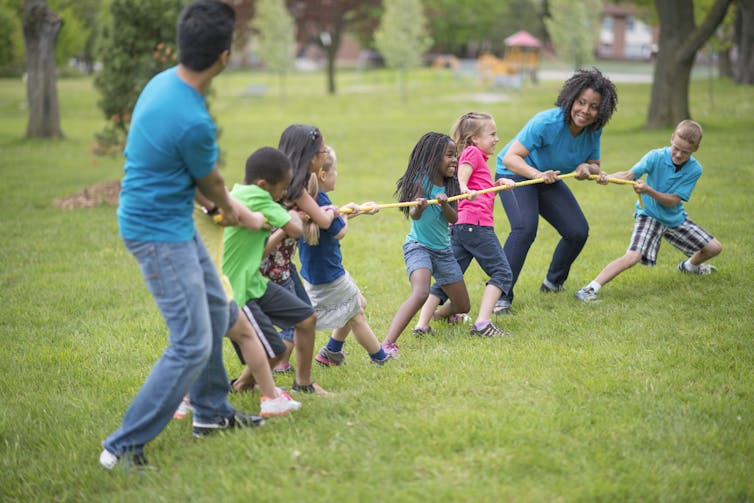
[496,108,601,177]
[631,147,702,227]
[298,191,347,285]
[118,67,218,242]
[405,181,451,250]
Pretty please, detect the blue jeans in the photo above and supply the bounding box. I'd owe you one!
[496,174,589,302]
[429,224,512,301]
[103,236,233,456]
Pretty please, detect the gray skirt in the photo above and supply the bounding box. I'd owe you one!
[303,271,362,330]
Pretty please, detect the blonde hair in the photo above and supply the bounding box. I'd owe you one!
[674,119,703,148]
[450,112,494,152]
[302,145,336,245]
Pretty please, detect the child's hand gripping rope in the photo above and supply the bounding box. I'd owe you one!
[338,172,642,214]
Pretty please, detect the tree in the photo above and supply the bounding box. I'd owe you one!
[544,0,602,69]
[374,0,432,100]
[252,0,295,97]
[93,0,186,152]
[647,0,732,129]
[733,0,754,83]
[287,0,381,94]
[23,0,64,139]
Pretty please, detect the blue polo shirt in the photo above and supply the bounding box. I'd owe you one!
[631,147,702,227]
[298,191,347,285]
[496,108,601,176]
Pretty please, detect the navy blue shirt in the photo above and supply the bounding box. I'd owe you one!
[299,191,347,285]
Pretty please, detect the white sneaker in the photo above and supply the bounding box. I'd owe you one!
[575,286,598,302]
[260,390,302,418]
[99,449,118,470]
[677,261,717,275]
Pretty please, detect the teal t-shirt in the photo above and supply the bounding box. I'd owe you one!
[495,108,601,177]
[631,147,702,227]
[405,182,451,250]
[223,184,291,303]
[118,67,218,242]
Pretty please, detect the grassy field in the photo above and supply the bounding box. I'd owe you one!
[1,65,753,502]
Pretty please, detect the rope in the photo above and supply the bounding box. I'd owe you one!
[339,172,642,214]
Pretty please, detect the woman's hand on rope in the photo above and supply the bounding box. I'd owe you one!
[538,169,561,184]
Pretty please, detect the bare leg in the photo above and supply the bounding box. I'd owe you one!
[476,284,503,324]
[594,251,642,287]
[225,310,277,398]
[688,238,722,265]
[348,310,381,354]
[293,313,328,394]
[384,269,431,345]
[439,280,470,315]
[416,294,441,330]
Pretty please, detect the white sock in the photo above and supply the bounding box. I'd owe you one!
[684,259,699,272]
[588,281,602,292]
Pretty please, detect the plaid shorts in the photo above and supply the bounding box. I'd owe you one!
[628,214,715,266]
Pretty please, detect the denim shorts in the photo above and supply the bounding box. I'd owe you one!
[403,241,464,286]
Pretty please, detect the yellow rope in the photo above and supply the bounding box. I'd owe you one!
[339,172,643,214]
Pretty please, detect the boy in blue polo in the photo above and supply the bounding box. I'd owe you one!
[575,119,722,302]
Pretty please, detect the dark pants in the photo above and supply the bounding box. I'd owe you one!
[496,174,589,302]
[429,224,512,302]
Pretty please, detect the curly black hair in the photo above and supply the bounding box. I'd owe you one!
[555,67,618,131]
[394,132,460,218]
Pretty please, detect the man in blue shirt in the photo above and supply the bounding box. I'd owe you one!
[575,120,722,302]
[100,1,263,471]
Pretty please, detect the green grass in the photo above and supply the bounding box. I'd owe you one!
[1,65,753,502]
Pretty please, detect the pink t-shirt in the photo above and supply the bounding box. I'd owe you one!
[456,145,495,227]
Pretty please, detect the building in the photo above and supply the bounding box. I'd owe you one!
[598,2,658,60]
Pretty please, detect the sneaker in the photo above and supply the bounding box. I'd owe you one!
[192,409,264,437]
[383,341,400,358]
[371,353,392,366]
[470,322,512,337]
[411,326,433,336]
[172,396,192,420]
[99,449,150,471]
[493,299,511,316]
[291,381,330,395]
[260,391,302,418]
[445,313,472,325]
[273,362,294,374]
[574,286,598,302]
[540,282,565,293]
[677,261,717,275]
[315,346,346,367]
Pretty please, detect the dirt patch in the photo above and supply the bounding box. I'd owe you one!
[52,180,121,209]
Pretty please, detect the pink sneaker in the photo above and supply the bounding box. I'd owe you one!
[273,362,294,374]
[383,341,400,358]
[260,390,302,418]
[173,396,192,420]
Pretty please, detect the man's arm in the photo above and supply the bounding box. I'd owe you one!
[195,167,238,226]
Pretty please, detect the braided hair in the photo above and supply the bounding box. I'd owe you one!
[395,132,460,218]
[555,68,618,131]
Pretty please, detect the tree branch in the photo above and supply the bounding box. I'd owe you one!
[680,0,734,60]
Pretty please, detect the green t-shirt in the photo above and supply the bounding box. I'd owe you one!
[223,184,291,304]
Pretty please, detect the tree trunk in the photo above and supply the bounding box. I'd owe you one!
[23,0,64,139]
[646,0,733,129]
[717,48,734,78]
[734,0,754,83]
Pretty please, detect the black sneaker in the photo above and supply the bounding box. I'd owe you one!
[470,322,512,337]
[192,409,264,437]
[540,282,565,293]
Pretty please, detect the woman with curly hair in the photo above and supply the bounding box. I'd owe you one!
[493,68,618,313]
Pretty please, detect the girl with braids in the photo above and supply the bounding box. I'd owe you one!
[415,112,516,337]
[382,132,471,357]
[298,146,390,366]
[253,124,337,393]
[494,68,617,312]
